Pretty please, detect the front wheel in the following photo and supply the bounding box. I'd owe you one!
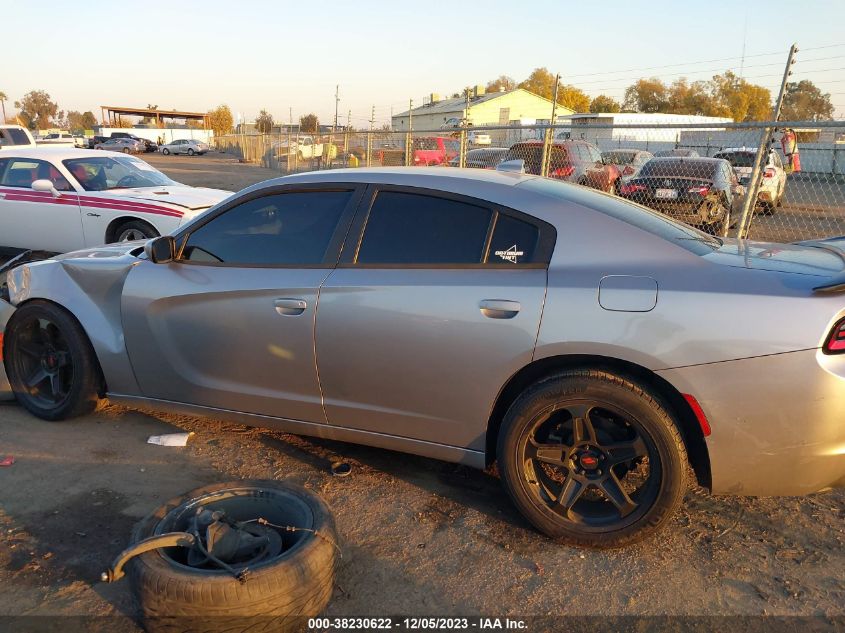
[113,220,159,243]
[497,369,688,548]
[3,300,102,421]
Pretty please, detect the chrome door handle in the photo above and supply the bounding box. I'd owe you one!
[274,298,307,316]
[479,299,521,319]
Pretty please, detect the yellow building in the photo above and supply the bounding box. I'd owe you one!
[391,87,573,133]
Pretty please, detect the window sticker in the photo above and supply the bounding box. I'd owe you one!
[494,245,524,263]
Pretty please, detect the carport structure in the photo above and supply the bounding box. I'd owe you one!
[100,105,209,128]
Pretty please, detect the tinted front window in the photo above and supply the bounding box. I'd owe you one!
[63,156,176,191]
[183,191,352,265]
[357,191,492,264]
[488,214,540,264]
[603,151,637,165]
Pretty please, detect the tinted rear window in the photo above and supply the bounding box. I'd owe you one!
[517,177,721,256]
[714,152,755,167]
[639,160,717,179]
[602,151,638,165]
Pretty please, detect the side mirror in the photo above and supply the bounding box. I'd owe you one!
[144,236,176,263]
[32,179,60,197]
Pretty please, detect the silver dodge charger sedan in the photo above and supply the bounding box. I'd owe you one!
[1,167,844,547]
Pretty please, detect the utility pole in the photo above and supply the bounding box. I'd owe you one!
[405,98,413,167]
[345,108,351,155]
[367,104,374,167]
[334,84,339,133]
[736,44,798,239]
[541,74,560,178]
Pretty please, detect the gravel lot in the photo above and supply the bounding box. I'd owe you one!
[0,151,843,630]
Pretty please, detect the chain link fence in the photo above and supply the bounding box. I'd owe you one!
[216,119,845,243]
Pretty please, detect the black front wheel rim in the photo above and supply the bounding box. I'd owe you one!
[520,399,661,531]
[10,316,74,409]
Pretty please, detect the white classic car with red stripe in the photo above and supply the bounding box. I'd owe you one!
[0,148,232,253]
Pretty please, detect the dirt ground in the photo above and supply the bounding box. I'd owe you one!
[0,152,843,630]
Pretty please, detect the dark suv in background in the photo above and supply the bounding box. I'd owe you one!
[504,139,622,193]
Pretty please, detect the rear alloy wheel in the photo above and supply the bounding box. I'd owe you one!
[122,148,131,154]
[498,370,688,548]
[114,220,159,243]
[187,148,195,156]
[3,300,101,420]
[162,148,170,155]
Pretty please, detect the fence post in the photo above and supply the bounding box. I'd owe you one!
[459,128,467,168]
[293,126,300,172]
[405,131,412,167]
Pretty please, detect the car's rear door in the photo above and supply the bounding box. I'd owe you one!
[315,186,553,452]
[121,184,363,423]
[0,156,84,252]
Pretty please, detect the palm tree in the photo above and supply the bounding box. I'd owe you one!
[0,91,7,124]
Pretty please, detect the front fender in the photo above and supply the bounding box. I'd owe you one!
[0,299,15,400]
[6,256,142,396]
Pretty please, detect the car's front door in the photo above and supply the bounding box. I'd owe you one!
[0,156,84,252]
[315,187,553,453]
[120,185,362,423]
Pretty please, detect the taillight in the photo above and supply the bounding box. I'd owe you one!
[622,165,634,176]
[620,183,646,195]
[764,168,775,178]
[824,318,845,354]
[688,185,710,196]
[550,165,575,178]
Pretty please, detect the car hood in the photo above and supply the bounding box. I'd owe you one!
[702,238,845,277]
[96,186,232,211]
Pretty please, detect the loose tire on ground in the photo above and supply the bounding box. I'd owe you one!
[3,300,102,421]
[129,480,338,633]
[497,369,688,548]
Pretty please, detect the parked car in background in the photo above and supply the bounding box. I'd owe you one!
[713,147,787,210]
[39,132,77,147]
[411,136,460,166]
[87,135,109,149]
[504,139,622,193]
[653,148,700,158]
[0,148,231,253]
[3,167,845,550]
[448,148,509,169]
[618,157,743,234]
[601,149,654,180]
[95,138,144,154]
[0,125,36,149]
[273,136,338,161]
[468,131,492,146]
[111,132,158,153]
[159,139,210,156]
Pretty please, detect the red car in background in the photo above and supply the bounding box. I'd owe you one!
[412,136,460,166]
[504,139,622,193]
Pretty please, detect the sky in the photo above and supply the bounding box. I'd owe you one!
[4,0,845,127]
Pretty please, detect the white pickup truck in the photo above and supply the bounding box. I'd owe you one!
[38,132,84,147]
[0,125,36,149]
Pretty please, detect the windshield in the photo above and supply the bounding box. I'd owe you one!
[602,151,637,165]
[714,151,755,167]
[517,177,721,255]
[62,155,177,191]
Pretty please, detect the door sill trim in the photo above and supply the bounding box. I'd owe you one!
[107,393,487,469]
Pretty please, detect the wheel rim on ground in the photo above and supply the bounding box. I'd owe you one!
[519,399,661,532]
[154,486,315,573]
[8,315,74,409]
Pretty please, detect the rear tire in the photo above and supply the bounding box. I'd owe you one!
[162,148,170,155]
[3,300,101,421]
[497,369,688,548]
[122,148,131,154]
[187,148,195,156]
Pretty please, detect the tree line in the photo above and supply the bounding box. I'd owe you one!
[478,67,834,122]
